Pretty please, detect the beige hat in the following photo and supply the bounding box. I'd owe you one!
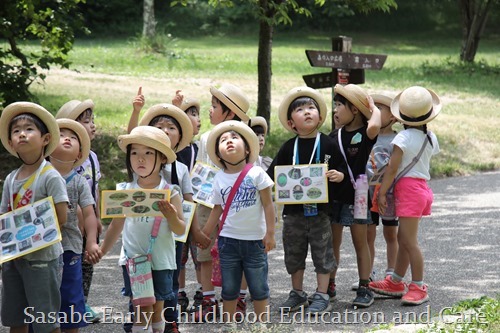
[0,102,60,157]
[334,84,371,119]
[278,86,327,133]
[56,99,94,120]
[178,97,200,113]
[391,86,441,126]
[118,126,177,163]
[248,116,268,134]
[207,120,259,169]
[138,103,193,152]
[210,84,250,122]
[371,94,393,108]
[56,119,91,168]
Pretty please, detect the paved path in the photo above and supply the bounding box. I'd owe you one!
[1,171,499,332]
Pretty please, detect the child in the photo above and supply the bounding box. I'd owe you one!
[369,86,441,305]
[0,102,68,333]
[56,99,103,322]
[100,126,185,333]
[329,83,381,308]
[267,86,345,314]
[49,119,101,332]
[249,116,273,171]
[202,120,275,330]
[196,83,251,321]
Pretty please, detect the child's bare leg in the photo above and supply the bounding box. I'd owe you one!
[135,305,153,327]
[350,224,371,280]
[367,223,377,272]
[178,267,186,289]
[253,299,269,321]
[317,273,330,294]
[200,261,214,293]
[291,270,305,290]
[330,223,343,280]
[222,299,237,322]
[383,225,399,272]
[396,217,423,281]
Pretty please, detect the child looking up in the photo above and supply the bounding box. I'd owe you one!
[249,116,273,171]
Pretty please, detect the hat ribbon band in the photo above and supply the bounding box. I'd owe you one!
[400,108,433,123]
[223,94,244,112]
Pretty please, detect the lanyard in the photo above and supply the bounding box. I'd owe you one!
[65,171,78,184]
[189,145,195,172]
[293,132,321,165]
[10,160,49,209]
[337,128,357,189]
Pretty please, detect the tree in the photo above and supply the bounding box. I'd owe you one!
[0,0,87,107]
[459,0,495,62]
[143,0,156,39]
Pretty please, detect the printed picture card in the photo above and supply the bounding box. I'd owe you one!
[190,162,218,208]
[101,189,171,218]
[0,197,61,264]
[274,164,329,204]
[174,201,196,243]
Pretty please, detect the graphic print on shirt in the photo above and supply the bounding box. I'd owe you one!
[220,176,257,213]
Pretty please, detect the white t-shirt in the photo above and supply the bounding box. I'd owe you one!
[162,161,193,195]
[197,130,217,168]
[117,177,179,270]
[211,166,274,240]
[391,128,440,180]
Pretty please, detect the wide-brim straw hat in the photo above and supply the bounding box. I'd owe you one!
[371,94,393,108]
[210,84,250,122]
[138,103,193,152]
[278,86,327,133]
[207,120,259,170]
[248,116,268,134]
[56,119,91,168]
[179,97,200,113]
[391,86,441,126]
[56,99,94,120]
[0,102,60,157]
[118,126,177,163]
[334,84,371,119]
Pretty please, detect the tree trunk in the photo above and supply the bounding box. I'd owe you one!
[459,0,492,62]
[257,1,274,132]
[143,0,156,39]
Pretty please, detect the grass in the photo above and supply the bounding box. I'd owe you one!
[0,31,499,191]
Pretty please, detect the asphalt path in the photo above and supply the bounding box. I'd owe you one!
[1,171,499,332]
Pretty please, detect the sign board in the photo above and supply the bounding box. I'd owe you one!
[305,50,387,70]
[303,69,365,88]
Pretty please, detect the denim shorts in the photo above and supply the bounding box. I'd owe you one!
[1,257,61,333]
[60,251,87,329]
[121,265,175,302]
[218,236,270,301]
[330,201,371,226]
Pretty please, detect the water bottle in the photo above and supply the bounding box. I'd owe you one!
[354,174,369,219]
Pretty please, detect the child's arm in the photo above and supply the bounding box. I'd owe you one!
[55,202,67,227]
[366,95,382,140]
[201,204,223,237]
[128,86,145,134]
[260,186,276,253]
[172,90,184,108]
[183,193,211,249]
[326,169,344,183]
[377,145,403,215]
[99,218,125,256]
[81,204,101,264]
[158,194,185,235]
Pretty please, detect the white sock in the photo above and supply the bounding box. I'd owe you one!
[152,321,165,333]
[132,326,152,333]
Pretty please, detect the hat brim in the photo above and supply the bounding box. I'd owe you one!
[391,89,441,126]
[56,119,91,168]
[210,86,250,122]
[370,94,393,108]
[249,116,268,134]
[0,102,60,158]
[278,87,327,133]
[206,120,259,170]
[56,99,94,120]
[334,84,371,119]
[139,104,193,152]
[118,127,177,164]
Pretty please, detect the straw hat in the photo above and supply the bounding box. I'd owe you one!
[55,119,91,168]
[207,120,259,169]
[248,116,268,134]
[210,84,250,122]
[178,97,200,113]
[334,84,371,119]
[391,86,441,126]
[371,94,393,108]
[56,99,94,120]
[278,86,327,133]
[138,103,193,152]
[118,126,177,163]
[0,102,60,157]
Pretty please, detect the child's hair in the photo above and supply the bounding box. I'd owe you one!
[215,130,250,169]
[185,106,199,115]
[214,97,243,122]
[75,108,93,122]
[287,97,320,121]
[125,145,168,181]
[251,125,265,135]
[9,114,49,139]
[334,93,368,125]
[149,115,183,151]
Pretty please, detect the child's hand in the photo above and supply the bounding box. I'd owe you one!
[132,86,145,113]
[84,245,102,265]
[367,95,380,113]
[378,193,387,215]
[158,200,178,221]
[326,169,344,183]
[192,228,211,249]
[172,90,183,108]
[263,232,276,253]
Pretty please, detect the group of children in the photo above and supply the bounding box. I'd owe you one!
[0,81,440,332]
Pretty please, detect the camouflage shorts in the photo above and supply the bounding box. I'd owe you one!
[196,204,218,262]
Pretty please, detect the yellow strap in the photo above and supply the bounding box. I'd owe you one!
[13,165,54,208]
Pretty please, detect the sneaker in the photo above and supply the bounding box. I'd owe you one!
[327,281,336,301]
[280,290,308,312]
[351,271,376,291]
[177,291,189,313]
[352,286,374,308]
[193,297,219,322]
[190,289,204,313]
[164,321,180,333]
[305,293,333,314]
[401,283,429,305]
[369,275,406,297]
[234,296,246,321]
[84,303,102,323]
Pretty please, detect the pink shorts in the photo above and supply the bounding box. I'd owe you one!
[394,177,433,218]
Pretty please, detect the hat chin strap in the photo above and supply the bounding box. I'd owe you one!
[18,150,44,166]
[220,156,247,166]
[51,156,77,165]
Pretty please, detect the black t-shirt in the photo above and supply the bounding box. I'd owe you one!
[176,143,199,172]
[329,126,377,205]
[267,133,345,215]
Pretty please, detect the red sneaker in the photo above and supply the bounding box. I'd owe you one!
[369,275,406,297]
[234,296,247,321]
[193,296,219,323]
[401,283,429,305]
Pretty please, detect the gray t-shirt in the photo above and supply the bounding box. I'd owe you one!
[1,163,69,261]
[61,172,95,254]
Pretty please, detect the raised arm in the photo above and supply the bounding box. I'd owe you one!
[128,86,145,134]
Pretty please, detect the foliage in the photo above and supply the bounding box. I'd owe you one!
[0,0,88,107]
